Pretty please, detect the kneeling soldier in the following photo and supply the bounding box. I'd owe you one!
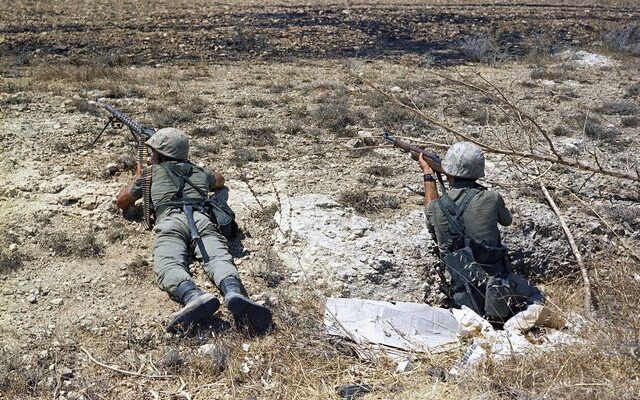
[419,142,543,320]
[116,127,272,334]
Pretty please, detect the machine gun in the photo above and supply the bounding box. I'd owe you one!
[91,103,156,230]
[383,131,447,193]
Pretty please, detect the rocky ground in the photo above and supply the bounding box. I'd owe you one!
[1,1,639,399]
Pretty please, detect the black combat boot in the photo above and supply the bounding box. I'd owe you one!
[165,281,220,333]
[219,277,273,335]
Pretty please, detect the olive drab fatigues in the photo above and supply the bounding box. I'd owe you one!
[129,161,239,295]
[426,181,543,319]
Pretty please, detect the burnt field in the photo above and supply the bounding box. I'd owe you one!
[1,0,639,67]
[0,1,639,399]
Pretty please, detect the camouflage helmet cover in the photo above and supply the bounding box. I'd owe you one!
[145,127,189,160]
[442,141,485,179]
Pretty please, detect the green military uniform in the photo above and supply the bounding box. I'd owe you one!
[426,181,512,256]
[129,162,239,295]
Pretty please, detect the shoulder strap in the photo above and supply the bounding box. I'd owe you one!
[160,163,208,201]
[437,188,481,236]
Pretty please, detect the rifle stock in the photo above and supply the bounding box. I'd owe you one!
[383,131,447,192]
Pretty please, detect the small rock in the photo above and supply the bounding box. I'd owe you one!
[105,162,119,175]
[60,367,74,380]
[27,294,37,304]
[39,350,49,360]
[51,299,64,306]
[241,343,250,352]
[396,359,415,373]
[66,391,81,400]
[9,243,18,252]
[198,343,218,356]
[390,86,402,93]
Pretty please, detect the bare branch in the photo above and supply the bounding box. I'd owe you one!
[540,184,592,315]
[348,70,640,183]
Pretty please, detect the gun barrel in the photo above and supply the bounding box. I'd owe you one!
[102,104,155,138]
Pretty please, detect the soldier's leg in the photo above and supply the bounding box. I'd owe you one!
[152,214,193,294]
[194,213,272,334]
[193,212,239,284]
[153,213,220,332]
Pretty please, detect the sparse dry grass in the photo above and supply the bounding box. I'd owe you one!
[338,190,400,213]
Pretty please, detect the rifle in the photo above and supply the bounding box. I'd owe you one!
[91,103,156,230]
[383,131,447,193]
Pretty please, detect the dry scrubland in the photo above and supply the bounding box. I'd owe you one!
[0,1,639,399]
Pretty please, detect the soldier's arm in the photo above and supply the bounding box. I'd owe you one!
[497,193,513,226]
[116,177,143,210]
[419,154,439,205]
[204,167,225,191]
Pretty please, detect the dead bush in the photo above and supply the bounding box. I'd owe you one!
[552,124,572,136]
[152,109,195,126]
[0,347,45,396]
[626,82,640,98]
[266,81,292,94]
[226,26,270,52]
[0,250,24,274]
[594,100,638,116]
[105,85,145,99]
[72,97,102,116]
[284,122,304,135]
[312,103,353,132]
[338,190,399,213]
[621,116,640,127]
[1,94,32,105]
[183,96,210,114]
[584,119,619,141]
[603,24,640,55]
[363,165,394,177]
[35,63,122,83]
[364,91,387,108]
[235,108,257,119]
[46,231,104,258]
[0,81,22,94]
[230,149,267,166]
[452,102,494,125]
[193,140,221,157]
[191,123,230,137]
[375,106,415,126]
[249,97,271,107]
[242,126,277,146]
[125,255,151,281]
[462,35,502,63]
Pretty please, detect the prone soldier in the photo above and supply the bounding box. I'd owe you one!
[116,127,272,334]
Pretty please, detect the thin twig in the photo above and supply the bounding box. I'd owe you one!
[81,348,176,380]
[539,184,592,315]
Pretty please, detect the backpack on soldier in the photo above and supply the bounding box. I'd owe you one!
[438,188,518,319]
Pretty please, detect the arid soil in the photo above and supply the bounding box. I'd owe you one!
[1,1,639,399]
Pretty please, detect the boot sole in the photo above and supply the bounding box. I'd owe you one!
[227,294,273,335]
[166,294,220,333]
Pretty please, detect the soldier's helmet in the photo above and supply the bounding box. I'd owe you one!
[145,127,189,161]
[442,141,485,179]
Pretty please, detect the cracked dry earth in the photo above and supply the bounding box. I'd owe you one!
[0,1,639,399]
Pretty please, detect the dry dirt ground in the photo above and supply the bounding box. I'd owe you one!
[1,1,639,399]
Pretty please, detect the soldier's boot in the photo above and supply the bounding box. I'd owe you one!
[166,281,220,333]
[219,277,273,335]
